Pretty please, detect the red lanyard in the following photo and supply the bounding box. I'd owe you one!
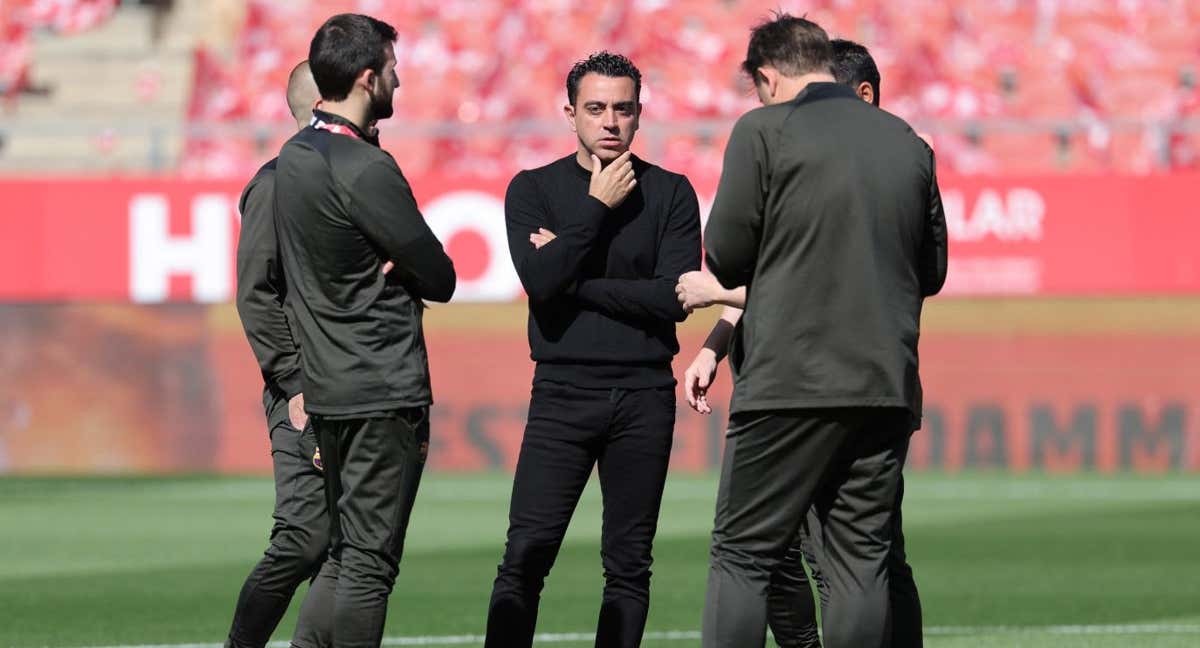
[313,118,363,141]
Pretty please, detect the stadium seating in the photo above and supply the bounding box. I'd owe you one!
[0,0,118,101]
[2,0,1197,175]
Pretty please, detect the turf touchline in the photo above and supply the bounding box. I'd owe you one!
[67,624,1200,648]
[925,624,1200,635]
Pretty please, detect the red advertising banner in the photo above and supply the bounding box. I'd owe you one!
[1,173,1198,301]
[0,304,1196,475]
[937,175,1200,295]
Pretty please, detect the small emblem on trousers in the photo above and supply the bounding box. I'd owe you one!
[313,447,323,471]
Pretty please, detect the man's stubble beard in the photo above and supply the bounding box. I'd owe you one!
[370,82,394,120]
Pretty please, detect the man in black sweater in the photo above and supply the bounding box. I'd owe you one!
[230,59,335,648]
[273,14,456,648]
[698,16,947,648]
[484,52,701,648]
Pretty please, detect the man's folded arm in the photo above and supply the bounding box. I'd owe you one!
[505,171,608,302]
[349,160,457,303]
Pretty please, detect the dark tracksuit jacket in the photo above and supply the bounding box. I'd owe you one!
[272,110,456,417]
[236,158,302,429]
[704,82,949,423]
[230,157,333,648]
[700,81,948,648]
[272,111,453,648]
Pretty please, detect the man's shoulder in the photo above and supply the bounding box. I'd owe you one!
[858,106,934,165]
[722,103,795,153]
[327,132,393,177]
[239,157,277,215]
[279,127,315,155]
[519,154,572,179]
[507,155,572,195]
[247,157,277,186]
[867,103,922,135]
[736,102,796,131]
[279,127,392,177]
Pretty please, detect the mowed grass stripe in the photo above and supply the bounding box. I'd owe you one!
[2,474,1197,647]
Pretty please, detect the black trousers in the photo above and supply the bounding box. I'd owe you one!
[485,381,676,648]
[766,512,821,648]
[703,408,910,648]
[226,419,331,648]
[313,409,429,648]
[767,464,923,647]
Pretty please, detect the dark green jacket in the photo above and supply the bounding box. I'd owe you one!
[705,82,947,420]
[235,158,299,429]
[274,110,456,418]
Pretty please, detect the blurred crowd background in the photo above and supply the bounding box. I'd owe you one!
[1,0,1198,177]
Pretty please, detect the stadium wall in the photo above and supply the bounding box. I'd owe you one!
[0,174,1197,474]
[2,173,1199,301]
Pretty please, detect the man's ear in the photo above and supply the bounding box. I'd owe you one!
[757,66,780,101]
[357,68,375,93]
[857,81,875,105]
[563,103,578,133]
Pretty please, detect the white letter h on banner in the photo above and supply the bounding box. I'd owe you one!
[129,194,232,303]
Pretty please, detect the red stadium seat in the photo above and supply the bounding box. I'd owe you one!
[170,0,1200,176]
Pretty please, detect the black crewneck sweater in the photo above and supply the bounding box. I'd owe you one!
[504,153,701,388]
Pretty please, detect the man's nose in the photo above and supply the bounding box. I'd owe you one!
[602,108,619,129]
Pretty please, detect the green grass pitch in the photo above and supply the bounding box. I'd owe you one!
[2,472,1198,647]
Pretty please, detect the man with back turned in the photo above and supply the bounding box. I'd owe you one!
[699,15,947,648]
[228,59,334,648]
[678,38,929,648]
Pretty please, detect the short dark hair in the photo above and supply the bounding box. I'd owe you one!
[566,51,642,106]
[831,39,881,106]
[308,13,397,102]
[742,12,833,83]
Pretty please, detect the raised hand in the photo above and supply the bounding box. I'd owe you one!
[588,151,636,209]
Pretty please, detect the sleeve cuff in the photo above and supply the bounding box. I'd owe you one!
[276,369,304,401]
